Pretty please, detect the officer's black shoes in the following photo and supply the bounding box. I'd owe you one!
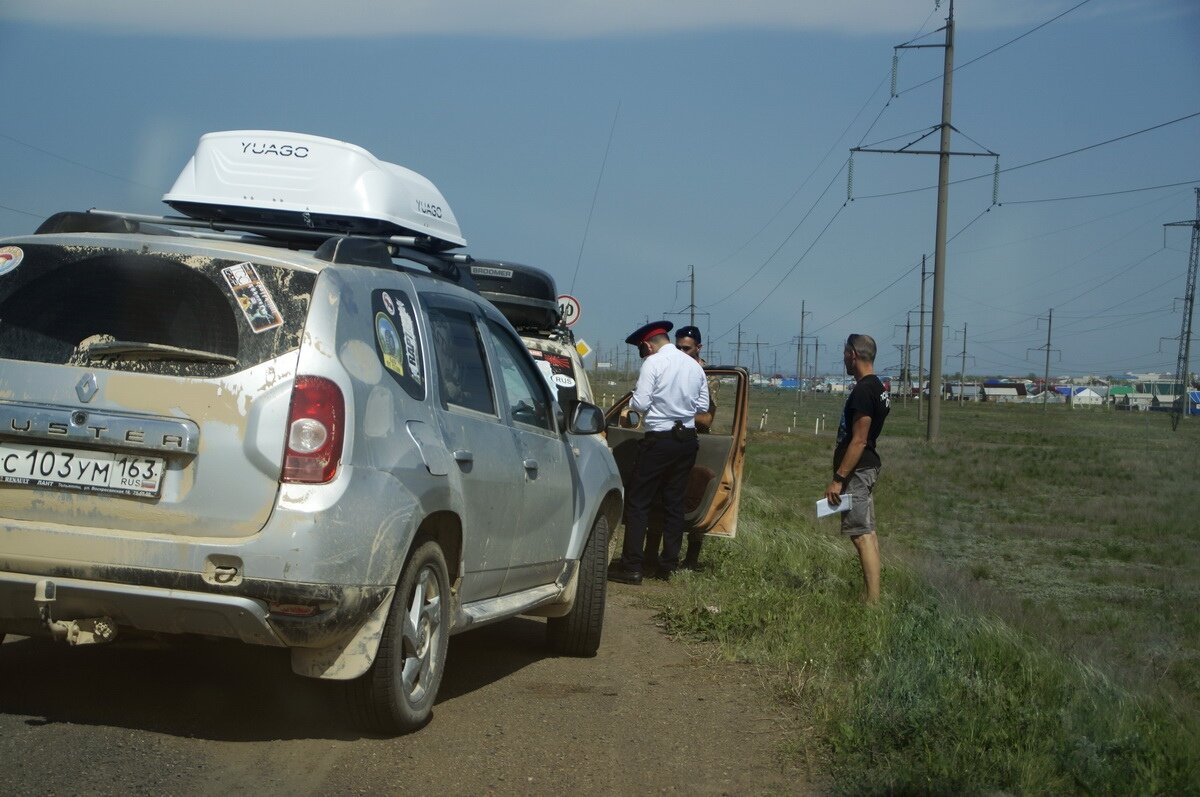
[650,569,674,582]
[606,565,643,585]
[680,559,702,572]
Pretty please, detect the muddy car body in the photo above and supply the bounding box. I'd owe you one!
[0,131,622,733]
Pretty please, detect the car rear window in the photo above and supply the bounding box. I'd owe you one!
[526,344,580,406]
[0,243,315,377]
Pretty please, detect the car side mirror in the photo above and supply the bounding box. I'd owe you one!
[568,401,605,435]
[621,410,642,429]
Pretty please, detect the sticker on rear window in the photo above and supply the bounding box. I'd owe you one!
[0,246,23,276]
[528,348,579,404]
[373,289,425,400]
[222,262,283,333]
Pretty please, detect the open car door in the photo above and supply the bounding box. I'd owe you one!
[603,366,748,538]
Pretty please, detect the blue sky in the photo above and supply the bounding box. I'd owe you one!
[2,0,1198,380]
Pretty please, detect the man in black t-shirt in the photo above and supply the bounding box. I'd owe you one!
[825,333,890,603]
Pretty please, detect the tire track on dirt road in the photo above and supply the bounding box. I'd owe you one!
[0,590,809,795]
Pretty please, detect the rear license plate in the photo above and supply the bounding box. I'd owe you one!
[0,441,165,498]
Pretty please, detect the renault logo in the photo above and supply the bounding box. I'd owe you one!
[75,373,98,403]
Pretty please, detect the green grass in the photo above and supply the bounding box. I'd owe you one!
[644,388,1200,794]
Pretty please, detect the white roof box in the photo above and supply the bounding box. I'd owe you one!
[163,130,466,249]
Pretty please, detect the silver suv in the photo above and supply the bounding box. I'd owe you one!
[0,131,623,733]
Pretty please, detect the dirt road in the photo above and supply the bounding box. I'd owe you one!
[0,585,807,796]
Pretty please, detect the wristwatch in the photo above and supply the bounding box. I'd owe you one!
[833,472,848,485]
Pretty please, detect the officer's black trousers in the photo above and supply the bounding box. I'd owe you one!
[620,433,699,574]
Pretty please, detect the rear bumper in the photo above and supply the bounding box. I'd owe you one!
[0,566,390,648]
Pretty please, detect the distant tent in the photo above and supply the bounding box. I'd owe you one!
[1189,390,1200,416]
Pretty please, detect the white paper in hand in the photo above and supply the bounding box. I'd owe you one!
[816,494,853,518]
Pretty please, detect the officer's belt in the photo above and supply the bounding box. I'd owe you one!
[644,427,697,440]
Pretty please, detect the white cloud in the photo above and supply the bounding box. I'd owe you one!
[1,0,1113,39]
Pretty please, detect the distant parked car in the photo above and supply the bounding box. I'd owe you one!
[470,259,594,409]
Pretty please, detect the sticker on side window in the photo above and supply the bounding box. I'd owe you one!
[372,289,425,400]
[0,246,24,276]
[222,262,283,333]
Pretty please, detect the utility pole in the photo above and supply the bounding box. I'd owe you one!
[796,299,811,404]
[664,267,708,345]
[1028,309,1059,410]
[750,336,771,377]
[958,323,968,405]
[689,265,695,327]
[1042,311,1052,409]
[735,324,743,368]
[927,0,956,439]
[810,337,823,391]
[850,0,998,440]
[1163,188,1200,430]
[918,255,928,421]
[905,312,913,402]
[893,317,917,407]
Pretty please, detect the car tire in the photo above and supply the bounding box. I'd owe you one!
[547,514,609,657]
[346,539,451,734]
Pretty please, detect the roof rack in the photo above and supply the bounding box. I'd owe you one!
[34,209,475,288]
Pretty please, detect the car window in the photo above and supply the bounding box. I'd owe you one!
[485,321,554,432]
[428,308,495,416]
[525,344,580,407]
[703,372,734,435]
[0,244,314,377]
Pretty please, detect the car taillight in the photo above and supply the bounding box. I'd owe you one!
[282,376,345,484]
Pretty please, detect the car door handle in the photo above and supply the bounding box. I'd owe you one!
[523,458,539,471]
[452,449,474,463]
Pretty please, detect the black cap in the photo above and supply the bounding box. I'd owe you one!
[675,325,702,345]
[624,320,673,346]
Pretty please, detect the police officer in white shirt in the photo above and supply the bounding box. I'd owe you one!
[608,321,709,585]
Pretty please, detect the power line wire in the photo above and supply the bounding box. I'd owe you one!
[701,4,940,272]
[1052,247,1167,312]
[711,201,848,345]
[897,0,1097,95]
[706,161,846,307]
[0,202,45,219]
[1001,178,1200,205]
[0,132,155,190]
[812,204,995,335]
[954,186,1189,258]
[569,101,620,296]
[852,111,1200,201]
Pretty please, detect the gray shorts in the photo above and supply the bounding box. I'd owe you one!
[840,467,879,537]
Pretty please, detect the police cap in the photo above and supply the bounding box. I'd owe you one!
[624,320,673,346]
[675,325,702,345]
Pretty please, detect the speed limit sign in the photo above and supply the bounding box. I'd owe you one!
[557,294,581,327]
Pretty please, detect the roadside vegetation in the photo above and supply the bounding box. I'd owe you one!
[650,390,1199,795]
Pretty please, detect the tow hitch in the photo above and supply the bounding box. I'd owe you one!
[33,579,118,646]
